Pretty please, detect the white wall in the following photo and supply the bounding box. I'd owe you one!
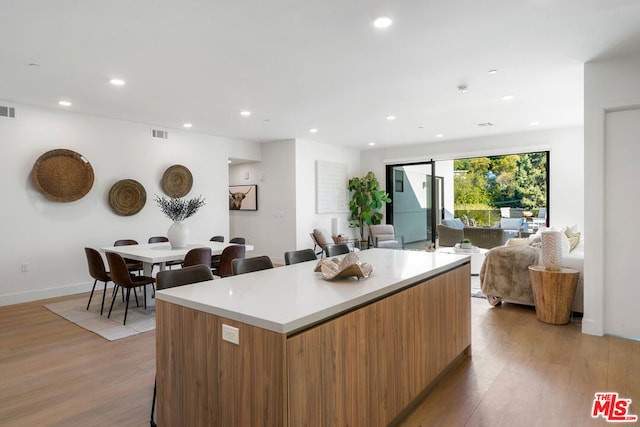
[0,101,258,306]
[360,127,584,231]
[229,140,297,264]
[584,53,640,338]
[294,139,361,250]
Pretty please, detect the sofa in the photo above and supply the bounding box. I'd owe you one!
[437,218,516,249]
[479,228,584,313]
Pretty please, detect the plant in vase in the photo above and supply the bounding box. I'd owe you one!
[460,238,473,249]
[154,194,206,249]
[348,171,391,247]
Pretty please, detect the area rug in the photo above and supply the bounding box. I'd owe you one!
[44,293,155,341]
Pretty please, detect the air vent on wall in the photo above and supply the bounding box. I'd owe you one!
[152,129,168,139]
[0,106,16,118]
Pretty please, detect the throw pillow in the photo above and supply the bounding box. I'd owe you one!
[564,227,581,252]
[500,218,524,230]
[443,218,465,229]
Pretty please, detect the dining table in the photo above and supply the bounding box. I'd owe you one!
[100,241,254,308]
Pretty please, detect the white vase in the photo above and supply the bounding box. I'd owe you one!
[541,230,562,270]
[167,221,189,249]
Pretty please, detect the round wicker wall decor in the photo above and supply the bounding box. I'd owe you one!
[31,149,94,202]
[109,179,146,216]
[161,164,192,198]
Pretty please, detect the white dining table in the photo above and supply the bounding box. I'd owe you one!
[100,241,254,308]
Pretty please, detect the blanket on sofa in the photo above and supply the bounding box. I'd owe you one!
[479,245,540,305]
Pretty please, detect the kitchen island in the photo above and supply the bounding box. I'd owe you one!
[156,248,471,426]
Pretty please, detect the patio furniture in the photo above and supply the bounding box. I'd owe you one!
[368,224,404,249]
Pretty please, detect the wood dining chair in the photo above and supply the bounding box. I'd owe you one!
[105,252,155,325]
[84,247,112,315]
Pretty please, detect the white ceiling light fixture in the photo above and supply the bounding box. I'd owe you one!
[309,128,318,133]
[183,123,193,128]
[373,16,392,29]
[58,100,72,107]
[368,142,376,146]
[385,115,396,121]
[501,94,515,101]
[488,69,498,74]
[240,110,251,117]
[435,134,444,138]
[110,78,125,86]
[530,121,540,126]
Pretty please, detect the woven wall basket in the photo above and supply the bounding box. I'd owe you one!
[161,164,192,198]
[31,149,94,202]
[109,179,146,216]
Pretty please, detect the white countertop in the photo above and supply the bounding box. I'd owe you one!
[156,248,470,334]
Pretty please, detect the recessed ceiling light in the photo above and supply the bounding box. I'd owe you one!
[435,134,444,138]
[228,160,232,164]
[530,121,540,126]
[373,16,392,28]
[58,100,72,107]
[309,128,318,133]
[386,115,396,121]
[488,69,498,74]
[368,142,376,146]
[110,78,125,86]
[501,94,515,101]
[183,123,193,128]
[240,110,251,117]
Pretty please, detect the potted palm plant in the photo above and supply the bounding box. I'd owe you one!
[348,171,391,246]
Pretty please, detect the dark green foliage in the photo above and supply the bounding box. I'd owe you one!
[348,172,391,241]
[154,194,206,221]
[454,152,547,211]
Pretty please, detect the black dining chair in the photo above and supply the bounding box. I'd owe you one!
[325,243,351,257]
[229,237,246,244]
[210,235,224,242]
[231,256,274,275]
[284,249,317,265]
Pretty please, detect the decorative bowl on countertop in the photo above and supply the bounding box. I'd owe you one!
[314,252,374,281]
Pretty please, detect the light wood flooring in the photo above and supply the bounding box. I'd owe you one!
[1,292,639,426]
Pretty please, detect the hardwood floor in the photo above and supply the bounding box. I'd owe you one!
[1,292,638,426]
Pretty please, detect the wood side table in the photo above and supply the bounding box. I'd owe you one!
[528,265,580,325]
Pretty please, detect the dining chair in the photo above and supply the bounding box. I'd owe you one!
[210,235,224,242]
[182,247,212,268]
[84,247,112,316]
[105,252,156,325]
[284,249,317,265]
[325,243,350,257]
[148,236,181,271]
[211,245,246,278]
[231,256,274,275]
[229,237,246,244]
[209,235,224,267]
[114,239,143,275]
[151,264,214,426]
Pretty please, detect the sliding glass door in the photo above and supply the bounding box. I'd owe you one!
[385,162,442,247]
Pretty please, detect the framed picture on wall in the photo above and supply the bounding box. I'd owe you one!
[229,185,258,211]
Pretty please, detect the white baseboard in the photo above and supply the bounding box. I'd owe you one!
[0,281,101,307]
[581,317,604,336]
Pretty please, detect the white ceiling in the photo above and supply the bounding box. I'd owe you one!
[2,0,640,149]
